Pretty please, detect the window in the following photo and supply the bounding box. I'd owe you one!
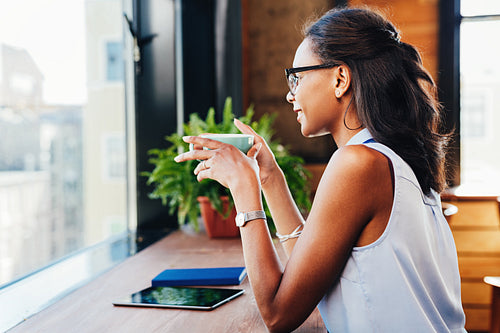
[0,0,134,330]
[459,1,500,193]
[440,0,500,194]
[102,133,126,181]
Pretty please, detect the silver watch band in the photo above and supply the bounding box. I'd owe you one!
[244,210,266,222]
[236,210,267,227]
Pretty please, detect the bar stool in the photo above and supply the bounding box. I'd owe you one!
[484,276,500,333]
[484,197,500,333]
[441,202,458,224]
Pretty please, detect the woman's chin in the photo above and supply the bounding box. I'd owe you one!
[301,126,330,138]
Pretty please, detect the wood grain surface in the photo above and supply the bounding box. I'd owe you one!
[9,231,325,333]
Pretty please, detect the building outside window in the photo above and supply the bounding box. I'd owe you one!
[102,133,126,181]
[106,41,125,82]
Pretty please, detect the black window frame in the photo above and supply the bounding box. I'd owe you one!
[438,0,461,187]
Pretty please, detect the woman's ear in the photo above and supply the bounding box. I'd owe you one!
[333,65,351,98]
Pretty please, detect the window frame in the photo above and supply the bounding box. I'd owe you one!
[438,0,461,187]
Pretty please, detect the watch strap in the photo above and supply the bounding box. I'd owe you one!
[243,210,266,222]
[236,210,266,227]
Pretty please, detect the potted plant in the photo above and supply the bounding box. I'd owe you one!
[142,97,312,237]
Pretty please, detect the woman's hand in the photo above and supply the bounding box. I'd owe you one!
[174,134,262,196]
[233,119,280,187]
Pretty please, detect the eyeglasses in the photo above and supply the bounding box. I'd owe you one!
[285,63,339,96]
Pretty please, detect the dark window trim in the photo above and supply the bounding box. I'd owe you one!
[133,0,244,249]
[438,0,461,187]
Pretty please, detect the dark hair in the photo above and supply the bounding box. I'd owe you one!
[305,7,450,194]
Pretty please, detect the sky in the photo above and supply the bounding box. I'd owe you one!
[0,0,86,105]
[461,0,500,16]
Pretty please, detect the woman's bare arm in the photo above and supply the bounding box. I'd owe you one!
[235,145,393,332]
[175,134,393,332]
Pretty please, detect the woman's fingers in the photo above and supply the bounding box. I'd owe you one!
[174,131,262,187]
[247,142,263,159]
[174,136,224,163]
[175,133,260,190]
[193,159,207,175]
[174,148,213,163]
[184,135,224,150]
[234,119,259,137]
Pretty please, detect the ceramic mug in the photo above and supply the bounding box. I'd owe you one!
[189,134,254,153]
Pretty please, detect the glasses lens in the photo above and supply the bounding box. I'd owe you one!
[288,74,298,95]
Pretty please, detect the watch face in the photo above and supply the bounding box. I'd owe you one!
[235,213,245,227]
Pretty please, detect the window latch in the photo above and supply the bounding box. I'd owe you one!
[123,13,158,75]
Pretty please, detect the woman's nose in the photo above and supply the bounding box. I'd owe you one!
[286,91,294,104]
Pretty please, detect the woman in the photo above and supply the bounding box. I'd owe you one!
[175,7,466,333]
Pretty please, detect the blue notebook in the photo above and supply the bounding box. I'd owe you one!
[152,267,247,287]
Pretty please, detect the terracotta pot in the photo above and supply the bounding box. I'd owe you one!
[197,196,239,238]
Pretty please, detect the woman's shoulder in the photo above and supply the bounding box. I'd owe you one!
[316,143,393,208]
[329,144,391,177]
[312,144,394,246]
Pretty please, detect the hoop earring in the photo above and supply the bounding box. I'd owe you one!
[343,95,363,131]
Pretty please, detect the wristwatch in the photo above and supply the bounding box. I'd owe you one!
[235,210,267,227]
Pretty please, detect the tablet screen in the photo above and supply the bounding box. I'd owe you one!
[113,286,244,310]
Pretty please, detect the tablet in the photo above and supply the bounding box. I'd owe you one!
[112,286,244,310]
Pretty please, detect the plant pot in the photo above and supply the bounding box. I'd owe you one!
[197,196,239,238]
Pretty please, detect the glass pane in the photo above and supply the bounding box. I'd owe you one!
[460,20,500,193]
[461,0,500,16]
[106,41,125,81]
[0,0,128,286]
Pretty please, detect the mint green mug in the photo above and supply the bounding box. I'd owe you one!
[190,134,254,153]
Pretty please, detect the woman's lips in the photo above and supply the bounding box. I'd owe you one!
[295,109,303,122]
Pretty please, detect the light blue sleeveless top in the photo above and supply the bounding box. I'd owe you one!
[317,129,466,332]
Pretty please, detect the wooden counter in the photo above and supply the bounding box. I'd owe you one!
[443,195,500,332]
[9,231,325,332]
